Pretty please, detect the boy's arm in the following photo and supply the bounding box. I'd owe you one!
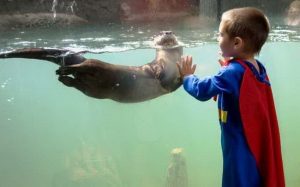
[177,55,219,101]
[177,56,239,101]
[183,75,220,101]
[177,56,196,77]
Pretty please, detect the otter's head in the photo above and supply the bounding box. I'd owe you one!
[153,31,181,49]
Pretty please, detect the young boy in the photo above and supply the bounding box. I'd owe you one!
[177,7,285,187]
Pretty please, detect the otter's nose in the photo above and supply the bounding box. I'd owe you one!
[161,31,173,35]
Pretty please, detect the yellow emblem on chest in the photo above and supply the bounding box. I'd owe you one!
[218,109,228,123]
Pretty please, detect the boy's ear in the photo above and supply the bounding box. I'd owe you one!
[233,37,243,49]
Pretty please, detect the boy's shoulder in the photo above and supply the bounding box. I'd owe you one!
[227,60,245,70]
[220,60,245,75]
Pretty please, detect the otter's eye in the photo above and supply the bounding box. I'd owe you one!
[160,31,173,35]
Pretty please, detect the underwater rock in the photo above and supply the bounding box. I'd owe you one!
[0,13,88,30]
[52,144,122,187]
[286,0,300,26]
[166,148,188,187]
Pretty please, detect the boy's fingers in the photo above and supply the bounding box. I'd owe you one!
[179,57,185,66]
[188,56,193,67]
[180,57,184,66]
[186,58,191,67]
[185,56,189,65]
[192,64,197,73]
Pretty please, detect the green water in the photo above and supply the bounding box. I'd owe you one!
[0,41,300,187]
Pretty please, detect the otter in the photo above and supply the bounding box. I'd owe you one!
[0,31,183,103]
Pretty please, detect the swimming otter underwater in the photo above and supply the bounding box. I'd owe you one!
[0,31,183,103]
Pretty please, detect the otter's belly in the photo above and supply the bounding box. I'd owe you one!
[110,77,168,102]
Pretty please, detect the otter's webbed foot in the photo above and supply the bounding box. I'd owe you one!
[56,64,82,75]
[58,75,87,94]
[56,63,89,94]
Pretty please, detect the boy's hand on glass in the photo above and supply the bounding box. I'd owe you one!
[218,52,232,67]
[177,55,196,79]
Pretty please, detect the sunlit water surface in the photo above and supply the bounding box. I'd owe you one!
[0,20,300,187]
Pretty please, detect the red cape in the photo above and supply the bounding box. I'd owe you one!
[236,59,285,187]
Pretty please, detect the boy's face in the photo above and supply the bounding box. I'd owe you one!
[218,20,236,58]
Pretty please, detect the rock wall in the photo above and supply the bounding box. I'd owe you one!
[0,0,200,30]
[120,0,198,21]
[0,0,122,30]
[0,0,199,23]
[0,0,296,30]
[0,0,120,23]
[199,0,296,18]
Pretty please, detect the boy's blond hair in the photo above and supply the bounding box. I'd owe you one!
[221,7,270,54]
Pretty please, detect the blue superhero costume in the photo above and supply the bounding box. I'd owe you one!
[183,59,285,187]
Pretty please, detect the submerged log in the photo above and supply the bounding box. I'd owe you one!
[166,148,188,187]
[286,0,300,26]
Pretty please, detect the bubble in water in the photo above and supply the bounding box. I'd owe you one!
[1,78,11,89]
[7,97,14,102]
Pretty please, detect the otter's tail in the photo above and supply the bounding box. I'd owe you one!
[0,48,86,66]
